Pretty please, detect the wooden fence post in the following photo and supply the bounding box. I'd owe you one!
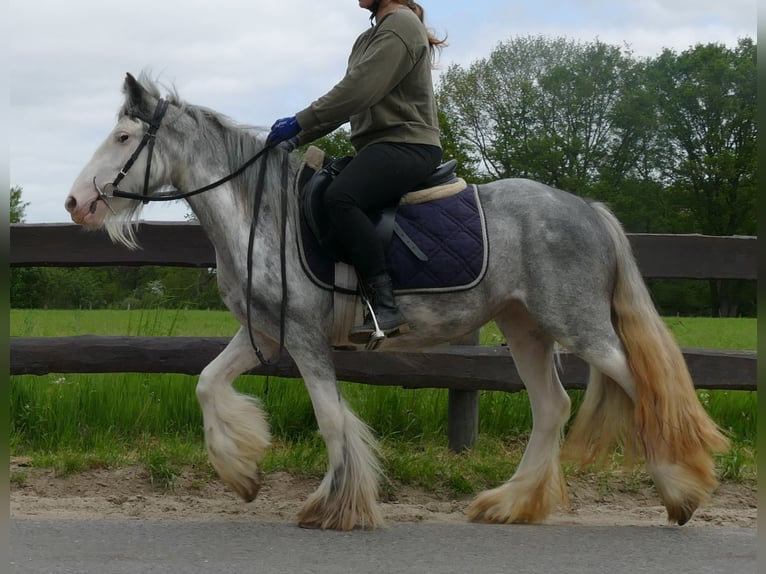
[448,331,481,452]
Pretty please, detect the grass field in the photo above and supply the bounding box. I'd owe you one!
[9,310,757,493]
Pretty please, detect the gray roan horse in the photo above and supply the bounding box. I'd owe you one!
[65,72,729,531]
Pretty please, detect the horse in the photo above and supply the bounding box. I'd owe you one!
[65,72,729,531]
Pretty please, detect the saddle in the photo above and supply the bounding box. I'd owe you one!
[299,146,461,264]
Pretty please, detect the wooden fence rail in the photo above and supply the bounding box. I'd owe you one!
[11,336,756,392]
[10,223,757,451]
[10,222,758,279]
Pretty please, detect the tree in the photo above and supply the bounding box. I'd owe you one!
[592,58,680,233]
[437,109,485,182]
[649,39,756,236]
[436,36,638,195]
[299,128,356,160]
[648,39,757,315]
[10,186,40,308]
[10,186,28,223]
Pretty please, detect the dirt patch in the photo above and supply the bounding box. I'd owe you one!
[10,458,756,528]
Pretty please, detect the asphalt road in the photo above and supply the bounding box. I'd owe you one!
[10,519,756,574]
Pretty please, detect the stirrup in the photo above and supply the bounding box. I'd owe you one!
[362,296,386,350]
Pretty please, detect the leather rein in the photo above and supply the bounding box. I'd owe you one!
[95,97,289,367]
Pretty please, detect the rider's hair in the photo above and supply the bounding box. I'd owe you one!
[380,1,448,60]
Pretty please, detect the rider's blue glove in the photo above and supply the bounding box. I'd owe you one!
[266,116,301,147]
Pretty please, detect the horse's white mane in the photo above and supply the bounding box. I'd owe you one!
[126,71,265,139]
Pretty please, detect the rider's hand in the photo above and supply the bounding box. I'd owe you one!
[266,116,301,147]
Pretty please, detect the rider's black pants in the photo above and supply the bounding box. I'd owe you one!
[323,142,442,280]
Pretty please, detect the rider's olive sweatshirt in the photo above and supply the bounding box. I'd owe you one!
[295,7,441,152]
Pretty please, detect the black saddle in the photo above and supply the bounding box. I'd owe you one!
[300,157,459,263]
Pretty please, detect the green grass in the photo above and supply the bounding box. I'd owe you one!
[10,310,757,494]
[480,316,757,351]
[10,308,240,337]
[661,316,756,350]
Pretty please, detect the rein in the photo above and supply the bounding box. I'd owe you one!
[247,153,290,366]
[100,97,290,367]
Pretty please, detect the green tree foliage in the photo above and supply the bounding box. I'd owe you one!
[10,186,28,223]
[649,39,756,236]
[10,186,40,308]
[300,128,356,159]
[437,36,638,194]
[11,265,225,311]
[437,109,485,182]
[588,58,678,233]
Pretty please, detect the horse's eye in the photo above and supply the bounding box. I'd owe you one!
[117,133,130,143]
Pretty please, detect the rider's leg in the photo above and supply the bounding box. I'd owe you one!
[323,142,441,340]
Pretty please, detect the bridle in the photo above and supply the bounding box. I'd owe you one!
[93,97,274,209]
[95,97,289,367]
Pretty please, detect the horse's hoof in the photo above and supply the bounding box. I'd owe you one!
[667,501,696,526]
[241,482,262,503]
[466,491,511,524]
[229,471,262,502]
[297,520,322,530]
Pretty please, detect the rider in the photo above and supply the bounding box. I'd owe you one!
[266,0,446,344]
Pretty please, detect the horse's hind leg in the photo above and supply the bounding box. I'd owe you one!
[468,303,571,524]
[288,343,383,531]
[578,200,730,525]
[195,327,272,502]
[566,328,728,526]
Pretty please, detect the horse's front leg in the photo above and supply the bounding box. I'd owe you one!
[289,344,383,531]
[195,326,273,501]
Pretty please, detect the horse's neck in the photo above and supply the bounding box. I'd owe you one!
[184,154,297,271]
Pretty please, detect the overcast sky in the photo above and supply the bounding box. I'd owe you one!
[9,0,755,224]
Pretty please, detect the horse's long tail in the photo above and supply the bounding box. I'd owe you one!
[566,202,730,524]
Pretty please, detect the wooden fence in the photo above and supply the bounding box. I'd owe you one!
[10,222,757,451]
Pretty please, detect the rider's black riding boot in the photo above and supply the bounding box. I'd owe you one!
[348,273,410,344]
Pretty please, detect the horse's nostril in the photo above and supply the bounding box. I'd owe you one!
[65,196,77,213]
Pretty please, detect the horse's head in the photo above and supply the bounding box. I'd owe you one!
[65,73,171,245]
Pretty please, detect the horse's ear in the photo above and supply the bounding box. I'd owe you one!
[123,73,144,104]
[125,73,138,88]
[122,73,154,118]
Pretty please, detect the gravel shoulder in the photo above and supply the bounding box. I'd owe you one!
[10,458,757,528]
